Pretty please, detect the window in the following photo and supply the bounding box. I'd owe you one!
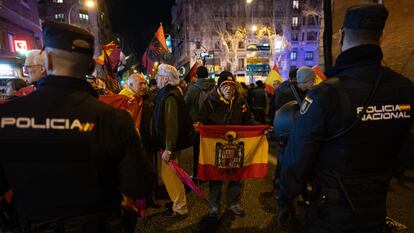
[307,15,318,25]
[307,31,317,41]
[79,11,89,23]
[238,41,245,49]
[290,51,297,61]
[291,32,298,41]
[292,17,298,27]
[52,0,63,3]
[293,0,299,9]
[7,32,14,52]
[305,51,314,60]
[238,58,245,70]
[54,13,65,22]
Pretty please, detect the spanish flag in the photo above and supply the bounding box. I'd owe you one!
[264,64,283,95]
[198,125,270,181]
[312,65,328,84]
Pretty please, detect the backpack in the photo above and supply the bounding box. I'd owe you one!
[194,84,211,112]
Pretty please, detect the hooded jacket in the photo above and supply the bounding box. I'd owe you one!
[184,78,215,121]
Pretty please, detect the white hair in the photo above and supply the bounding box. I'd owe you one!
[156,64,179,86]
[24,49,45,66]
[127,72,145,87]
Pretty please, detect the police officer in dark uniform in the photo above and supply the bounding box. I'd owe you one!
[277,3,414,233]
[0,22,156,233]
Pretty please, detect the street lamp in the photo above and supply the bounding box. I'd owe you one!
[246,0,253,4]
[251,25,257,32]
[67,0,96,25]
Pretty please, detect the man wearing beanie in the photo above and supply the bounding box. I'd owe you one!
[277,3,414,232]
[199,71,255,224]
[184,66,215,179]
[153,63,194,218]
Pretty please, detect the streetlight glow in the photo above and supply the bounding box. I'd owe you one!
[85,0,95,8]
[246,0,253,3]
[251,25,257,32]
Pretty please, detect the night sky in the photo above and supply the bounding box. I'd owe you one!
[104,0,175,60]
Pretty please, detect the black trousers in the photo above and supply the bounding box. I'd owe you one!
[305,194,386,233]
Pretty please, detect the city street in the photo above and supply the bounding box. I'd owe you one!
[136,143,414,233]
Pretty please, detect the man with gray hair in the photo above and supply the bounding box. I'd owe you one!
[153,63,194,218]
[24,49,46,84]
[296,66,316,93]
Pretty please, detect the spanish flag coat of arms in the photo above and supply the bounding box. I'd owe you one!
[198,125,269,181]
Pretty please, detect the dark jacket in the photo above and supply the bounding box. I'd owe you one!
[184,78,215,121]
[200,88,254,125]
[249,87,266,110]
[271,80,299,112]
[0,76,156,222]
[140,91,157,155]
[154,84,194,151]
[279,45,414,213]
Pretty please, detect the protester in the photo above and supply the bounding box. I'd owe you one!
[184,66,215,180]
[4,79,28,101]
[249,80,267,124]
[153,64,194,219]
[25,49,46,85]
[0,21,156,233]
[199,71,255,221]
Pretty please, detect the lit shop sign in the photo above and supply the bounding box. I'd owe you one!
[14,40,28,54]
[0,64,15,78]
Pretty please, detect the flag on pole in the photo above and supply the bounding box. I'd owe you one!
[184,61,202,82]
[178,62,190,79]
[312,65,328,84]
[264,64,283,95]
[198,125,270,181]
[142,23,169,75]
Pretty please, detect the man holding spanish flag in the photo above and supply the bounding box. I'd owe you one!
[198,71,262,220]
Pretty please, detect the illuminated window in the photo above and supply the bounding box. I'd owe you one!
[293,0,299,9]
[54,13,65,22]
[305,51,314,60]
[79,11,89,23]
[292,17,298,27]
[52,0,63,3]
[290,51,297,61]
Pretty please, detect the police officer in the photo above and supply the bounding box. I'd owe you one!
[0,21,156,233]
[277,3,414,233]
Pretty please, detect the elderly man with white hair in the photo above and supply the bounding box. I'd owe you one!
[153,64,194,218]
[24,49,46,84]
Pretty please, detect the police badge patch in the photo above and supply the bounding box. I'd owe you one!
[300,96,314,115]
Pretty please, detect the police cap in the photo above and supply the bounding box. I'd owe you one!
[343,3,388,31]
[42,21,94,55]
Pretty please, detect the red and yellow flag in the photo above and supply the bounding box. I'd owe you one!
[198,125,269,181]
[265,64,283,95]
[99,94,143,131]
[142,23,169,75]
[312,65,328,84]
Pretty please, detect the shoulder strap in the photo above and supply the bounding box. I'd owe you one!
[323,67,385,142]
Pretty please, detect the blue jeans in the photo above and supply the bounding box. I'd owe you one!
[209,180,242,211]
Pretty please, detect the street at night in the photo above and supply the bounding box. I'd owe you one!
[1,0,413,233]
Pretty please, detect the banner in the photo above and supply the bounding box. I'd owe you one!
[198,125,269,181]
[312,65,328,84]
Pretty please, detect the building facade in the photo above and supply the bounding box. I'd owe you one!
[0,0,42,55]
[331,0,414,82]
[171,0,322,82]
[37,0,102,56]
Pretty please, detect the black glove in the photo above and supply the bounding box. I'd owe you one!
[277,202,295,230]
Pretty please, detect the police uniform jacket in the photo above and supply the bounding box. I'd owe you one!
[0,76,156,222]
[279,45,414,210]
